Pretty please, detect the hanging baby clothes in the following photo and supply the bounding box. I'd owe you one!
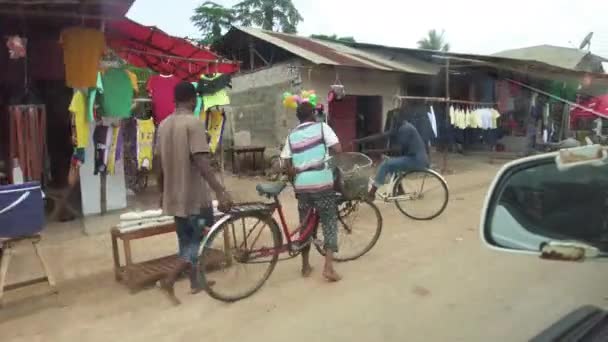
[136,118,155,170]
[60,27,105,89]
[147,74,181,124]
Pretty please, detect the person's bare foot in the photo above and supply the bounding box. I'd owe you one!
[301,265,313,278]
[322,269,342,282]
[191,280,216,295]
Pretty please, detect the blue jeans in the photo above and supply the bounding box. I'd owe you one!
[174,215,207,265]
[374,156,428,186]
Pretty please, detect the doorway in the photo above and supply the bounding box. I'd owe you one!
[328,95,382,152]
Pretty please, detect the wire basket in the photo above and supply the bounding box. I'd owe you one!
[329,152,373,199]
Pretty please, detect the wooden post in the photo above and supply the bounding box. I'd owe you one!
[442,58,451,174]
[100,172,107,214]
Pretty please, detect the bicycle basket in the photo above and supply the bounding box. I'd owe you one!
[329,152,373,199]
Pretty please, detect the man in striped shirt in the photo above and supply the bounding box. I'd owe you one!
[281,102,343,282]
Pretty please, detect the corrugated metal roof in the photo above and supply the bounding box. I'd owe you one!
[493,45,597,70]
[234,26,438,75]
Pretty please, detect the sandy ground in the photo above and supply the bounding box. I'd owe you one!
[1,155,606,342]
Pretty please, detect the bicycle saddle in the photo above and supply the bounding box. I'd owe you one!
[256,182,287,198]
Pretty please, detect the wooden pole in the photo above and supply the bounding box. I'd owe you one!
[442,58,451,174]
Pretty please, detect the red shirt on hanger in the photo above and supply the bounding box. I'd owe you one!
[147,74,181,124]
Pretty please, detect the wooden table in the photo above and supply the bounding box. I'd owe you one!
[227,146,266,175]
[111,220,229,293]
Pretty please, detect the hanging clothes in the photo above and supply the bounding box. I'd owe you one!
[93,124,110,175]
[69,90,90,148]
[60,27,106,89]
[427,105,438,138]
[191,81,204,118]
[197,73,231,113]
[147,74,181,124]
[106,125,121,175]
[136,118,155,170]
[205,108,226,154]
[100,68,134,118]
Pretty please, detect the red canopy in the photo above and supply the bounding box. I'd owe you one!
[106,18,239,81]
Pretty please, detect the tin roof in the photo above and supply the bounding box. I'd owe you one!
[493,45,606,71]
[229,26,439,75]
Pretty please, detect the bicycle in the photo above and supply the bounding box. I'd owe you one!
[373,156,449,220]
[198,159,382,302]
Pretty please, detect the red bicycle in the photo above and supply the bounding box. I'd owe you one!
[198,182,382,302]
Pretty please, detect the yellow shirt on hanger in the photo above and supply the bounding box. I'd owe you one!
[60,27,106,89]
[69,90,89,148]
[125,70,139,93]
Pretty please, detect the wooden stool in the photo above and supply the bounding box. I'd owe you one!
[0,235,57,306]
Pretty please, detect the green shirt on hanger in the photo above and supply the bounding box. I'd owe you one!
[100,68,133,118]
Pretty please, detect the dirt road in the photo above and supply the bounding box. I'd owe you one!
[1,156,605,341]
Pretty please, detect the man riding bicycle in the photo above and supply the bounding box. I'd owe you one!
[359,111,429,199]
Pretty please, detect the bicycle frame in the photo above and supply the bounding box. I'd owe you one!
[204,196,320,262]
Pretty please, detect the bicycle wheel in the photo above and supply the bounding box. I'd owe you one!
[199,213,281,302]
[315,199,383,262]
[393,169,449,220]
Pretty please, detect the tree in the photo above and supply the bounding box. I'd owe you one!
[191,1,235,44]
[233,0,303,33]
[417,29,450,52]
[310,34,356,44]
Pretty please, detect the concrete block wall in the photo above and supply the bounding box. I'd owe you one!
[229,62,296,152]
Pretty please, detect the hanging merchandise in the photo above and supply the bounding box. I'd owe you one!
[99,68,135,118]
[329,73,345,102]
[60,27,106,89]
[69,90,90,148]
[191,81,204,117]
[136,118,155,171]
[205,109,226,154]
[88,72,104,121]
[8,105,47,182]
[125,70,139,94]
[93,124,110,175]
[106,125,121,175]
[147,74,181,124]
[282,90,317,109]
[197,73,231,113]
[6,36,27,59]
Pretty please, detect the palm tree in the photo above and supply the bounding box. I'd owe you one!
[191,1,235,44]
[233,0,303,33]
[417,29,450,52]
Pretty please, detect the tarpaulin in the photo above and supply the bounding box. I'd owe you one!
[106,18,239,81]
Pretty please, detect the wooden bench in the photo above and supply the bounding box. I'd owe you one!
[111,220,229,293]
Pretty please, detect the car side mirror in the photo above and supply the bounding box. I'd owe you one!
[481,145,608,261]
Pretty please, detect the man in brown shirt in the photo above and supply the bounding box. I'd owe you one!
[155,82,232,304]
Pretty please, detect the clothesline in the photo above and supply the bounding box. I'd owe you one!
[116,47,240,65]
[394,95,497,106]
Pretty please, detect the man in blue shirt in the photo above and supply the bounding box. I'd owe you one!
[358,113,429,199]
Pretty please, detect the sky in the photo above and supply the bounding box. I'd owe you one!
[128,0,608,58]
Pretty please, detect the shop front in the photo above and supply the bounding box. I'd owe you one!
[0,3,239,232]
